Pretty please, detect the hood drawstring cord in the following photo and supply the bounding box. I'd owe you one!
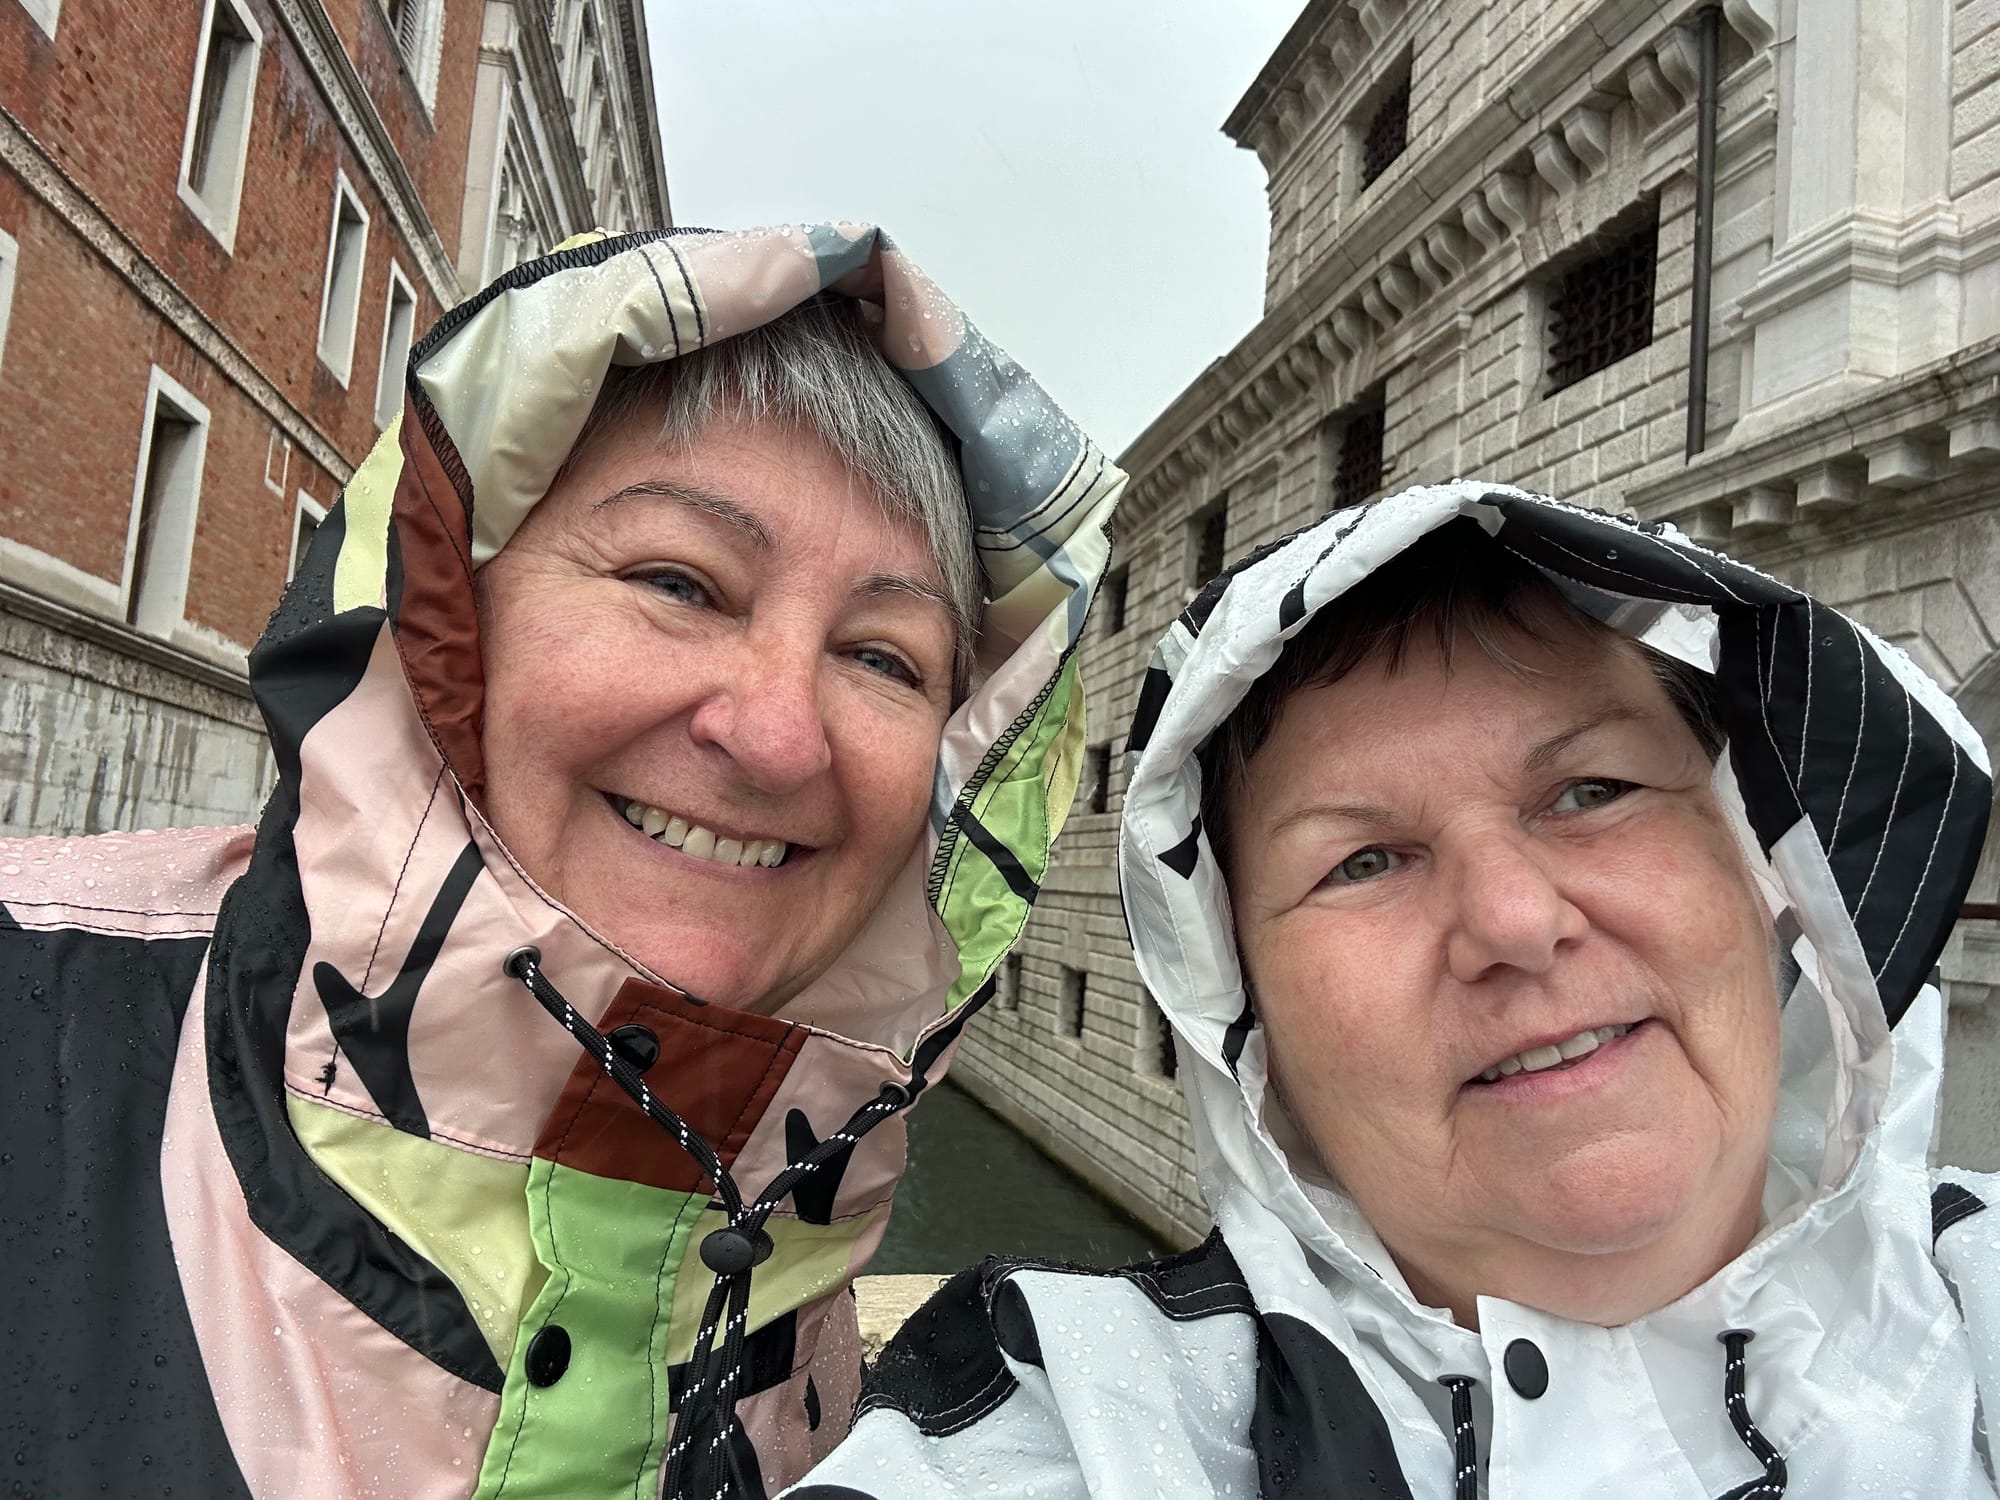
[1440,1376,1478,1500]
[1717,1329,1787,1498]
[504,948,914,1500]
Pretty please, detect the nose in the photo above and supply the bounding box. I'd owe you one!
[687,640,833,792]
[1443,828,1588,983]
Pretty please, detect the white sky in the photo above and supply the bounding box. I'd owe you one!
[644,0,1304,457]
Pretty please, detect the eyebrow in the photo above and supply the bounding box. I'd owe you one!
[591,480,774,550]
[1264,703,1657,840]
[856,572,955,615]
[1521,704,1651,773]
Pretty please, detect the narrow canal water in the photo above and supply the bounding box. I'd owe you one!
[872,1081,1168,1274]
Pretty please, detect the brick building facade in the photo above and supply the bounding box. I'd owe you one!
[0,0,666,835]
[952,0,2000,1244]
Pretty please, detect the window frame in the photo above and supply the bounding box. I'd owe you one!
[290,492,327,582]
[375,0,444,110]
[120,366,212,641]
[1542,200,1661,396]
[316,171,372,388]
[374,260,417,431]
[13,0,61,42]
[1187,498,1229,591]
[176,0,264,254]
[0,226,19,379]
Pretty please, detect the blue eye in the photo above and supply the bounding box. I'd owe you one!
[634,568,712,607]
[1551,779,1633,813]
[1326,846,1401,884]
[852,646,922,689]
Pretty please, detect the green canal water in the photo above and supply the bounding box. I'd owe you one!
[871,1081,1169,1275]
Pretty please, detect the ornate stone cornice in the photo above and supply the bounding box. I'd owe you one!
[0,103,351,485]
[270,0,461,306]
[506,0,595,231]
[1120,0,1771,521]
[607,0,672,226]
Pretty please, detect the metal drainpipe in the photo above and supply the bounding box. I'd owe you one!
[1685,5,1722,459]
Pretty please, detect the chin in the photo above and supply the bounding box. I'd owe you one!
[1513,1139,1713,1257]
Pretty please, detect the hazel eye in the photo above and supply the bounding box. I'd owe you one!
[1327,846,1400,884]
[1552,778,1633,813]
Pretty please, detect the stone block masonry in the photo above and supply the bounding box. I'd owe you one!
[958,0,2000,1244]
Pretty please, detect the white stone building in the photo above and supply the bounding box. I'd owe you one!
[951,0,2000,1244]
[458,0,669,285]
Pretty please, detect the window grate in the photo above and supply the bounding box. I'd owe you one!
[1546,210,1658,392]
[1192,504,1228,586]
[1333,399,1386,508]
[1154,1004,1178,1079]
[1059,967,1085,1038]
[1104,566,1129,633]
[1360,72,1410,188]
[1087,742,1112,814]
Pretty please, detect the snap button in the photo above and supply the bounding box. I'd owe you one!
[525,1324,571,1387]
[699,1226,775,1275]
[607,1023,660,1072]
[1503,1337,1548,1399]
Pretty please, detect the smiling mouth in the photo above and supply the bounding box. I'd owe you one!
[609,794,798,869]
[1470,1023,1637,1085]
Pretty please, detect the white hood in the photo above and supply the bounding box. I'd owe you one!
[1116,481,1994,1490]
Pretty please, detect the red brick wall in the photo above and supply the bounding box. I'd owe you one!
[0,0,478,647]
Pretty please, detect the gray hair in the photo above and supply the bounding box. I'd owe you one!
[569,295,981,700]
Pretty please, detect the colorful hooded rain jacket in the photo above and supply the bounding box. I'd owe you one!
[790,483,1998,1499]
[1,225,1123,1500]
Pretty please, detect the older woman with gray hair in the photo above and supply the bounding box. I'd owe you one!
[793,484,1995,1498]
[1,225,1123,1500]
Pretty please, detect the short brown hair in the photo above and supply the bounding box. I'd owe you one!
[1198,518,1723,866]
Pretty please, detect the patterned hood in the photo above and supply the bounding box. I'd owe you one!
[175,225,1122,1499]
[1118,482,1988,1367]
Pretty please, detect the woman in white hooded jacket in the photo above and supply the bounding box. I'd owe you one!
[787,482,1997,1498]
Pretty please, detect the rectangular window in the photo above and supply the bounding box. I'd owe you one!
[378,0,442,105]
[374,262,417,430]
[1000,952,1023,1011]
[290,493,327,581]
[177,0,263,251]
[1546,203,1659,394]
[1189,501,1228,588]
[1087,742,1113,815]
[317,174,371,386]
[1145,1001,1178,1080]
[1058,966,1085,1038]
[0,227,18,379]
[1359,60,1411,189]
[123,369,211,640]
[1331,391,1388,509]
[1103,565,1129,634]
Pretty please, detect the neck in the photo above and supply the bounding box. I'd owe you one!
[1395,1175,1766,1331]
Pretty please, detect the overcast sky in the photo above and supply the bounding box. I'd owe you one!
[644,0,1304,457]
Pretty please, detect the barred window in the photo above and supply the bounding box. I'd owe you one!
[1104,565,1129,633]
[1086,742,1113,814]
[1360,68,1410,188]
[1546,208,1659,393]
[1190,502,1228,587]
[1332,395,1387,508]
[1059,966,1086,1038]
[1000,953,1022,1011]
[1151,1003,1178,1080]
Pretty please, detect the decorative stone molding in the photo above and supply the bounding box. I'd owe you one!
[0,105,351,486]
[1721,0,1777,50]
[1532,133,1584,196]
[271,0,460,305]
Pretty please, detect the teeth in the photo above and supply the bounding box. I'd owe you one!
[615,798,789,869]
[1479,1024,1632,1083]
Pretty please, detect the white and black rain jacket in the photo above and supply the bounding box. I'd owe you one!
[788,482,1998,1498]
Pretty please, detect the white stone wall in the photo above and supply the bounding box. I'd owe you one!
[0,597,268,837]
[957,0,2000,1242]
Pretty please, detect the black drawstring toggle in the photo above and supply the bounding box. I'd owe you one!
[700,1226,774,1275]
